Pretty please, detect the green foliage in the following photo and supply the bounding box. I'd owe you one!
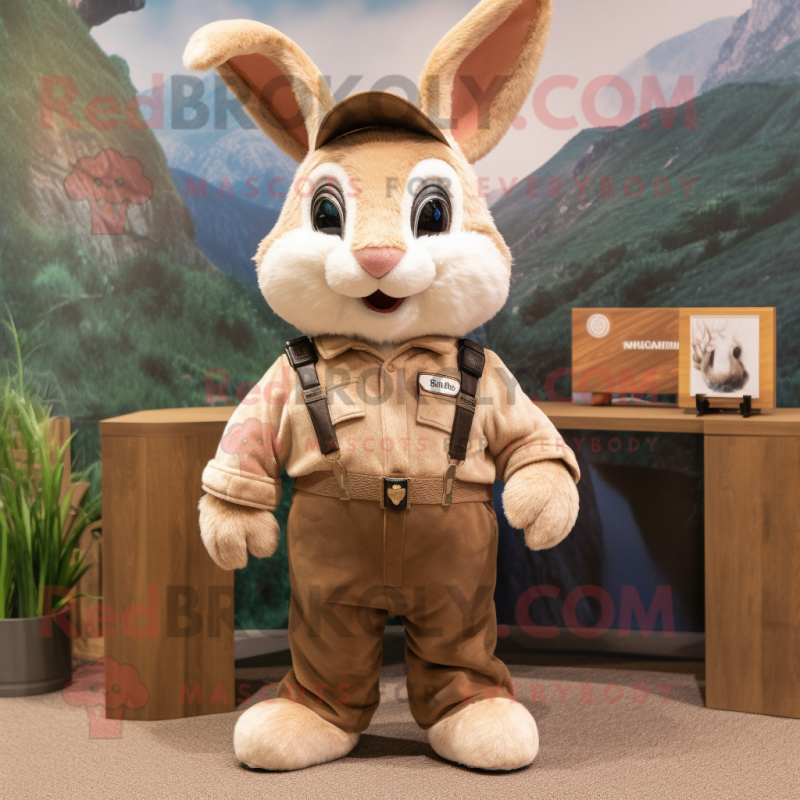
[0,318,101,619]
[620,252,683,306]
[659,195,742,251]
[575,243,629,291]
[520,286,558,326]
[115,254,186,320]
[761,153,799,183]
[0,216,288,429]
[747,176,800,233]
[521,243,628,325]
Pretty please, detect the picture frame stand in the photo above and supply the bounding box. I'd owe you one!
[739,395,753,418]
[695,394,757,418]
[695,394,720,416]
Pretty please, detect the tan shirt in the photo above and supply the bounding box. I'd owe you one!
[202,335,579,511]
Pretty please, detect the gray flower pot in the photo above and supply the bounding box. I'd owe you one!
[0,606,73,697]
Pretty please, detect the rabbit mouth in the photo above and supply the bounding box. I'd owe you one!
[363,290,404,313]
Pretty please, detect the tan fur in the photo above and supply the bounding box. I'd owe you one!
[251,130,513,340]
[183,21,335,161]
[255,129,508,268]
[198,493,280,570]
[418,0,553,163]
[428,698,539,770]
[234,699,359,771]
[502,459,579,550]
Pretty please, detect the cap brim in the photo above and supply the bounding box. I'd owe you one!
[315,91,450,150]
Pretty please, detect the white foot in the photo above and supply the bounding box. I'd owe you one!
[428,698,539,771]
[234,699,359,771]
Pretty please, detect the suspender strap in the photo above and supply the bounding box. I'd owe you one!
[285,336,340,456]
[448,338,485,462]
[285,336,349,500]
[443,338,485,505]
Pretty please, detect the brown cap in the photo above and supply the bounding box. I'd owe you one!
[314,90,450,150]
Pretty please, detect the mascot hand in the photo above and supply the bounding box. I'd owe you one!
[198,493,280,570]
[501,460,579,551]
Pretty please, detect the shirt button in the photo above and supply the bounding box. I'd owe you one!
[386,363,396,373]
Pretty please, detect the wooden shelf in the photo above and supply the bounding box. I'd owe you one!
[537,402,800,437]
[100,406,234,437]
[101,403,800,438]
[701,408,800,437]
[535,402,704,434]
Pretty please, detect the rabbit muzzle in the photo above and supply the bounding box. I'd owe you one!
[354,248,406,313]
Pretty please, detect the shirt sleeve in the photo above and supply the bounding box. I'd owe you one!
[481,350,580,484]
[201,354,295,511]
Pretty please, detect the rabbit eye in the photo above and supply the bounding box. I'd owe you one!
[311,184,345,238]
[412,185,450,237]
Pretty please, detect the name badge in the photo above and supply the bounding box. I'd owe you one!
[418,373,460,397]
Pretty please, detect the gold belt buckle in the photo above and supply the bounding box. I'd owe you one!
[381,477,409,511]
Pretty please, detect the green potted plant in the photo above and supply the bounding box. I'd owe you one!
[0,320,100,697]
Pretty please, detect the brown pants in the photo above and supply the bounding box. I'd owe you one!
[277,489,513,733]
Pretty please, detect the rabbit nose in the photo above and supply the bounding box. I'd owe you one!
[354,247,405,278]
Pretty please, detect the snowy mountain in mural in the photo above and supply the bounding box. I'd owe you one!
[703,0,800,90]
[153,74,295,213]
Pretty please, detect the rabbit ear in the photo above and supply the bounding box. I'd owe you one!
[183,20,335,162]
[418,0,552,164]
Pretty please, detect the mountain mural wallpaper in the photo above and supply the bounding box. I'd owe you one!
[1,0,798,638]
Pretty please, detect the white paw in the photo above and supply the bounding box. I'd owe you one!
[428,698,539,771]
[234,699,359,771]
[198,494,280,570]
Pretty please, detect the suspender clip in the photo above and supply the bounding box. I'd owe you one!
[442,459,462,507]
[456,393,477,412]
[326,452,350,501]
[302,385,325,404]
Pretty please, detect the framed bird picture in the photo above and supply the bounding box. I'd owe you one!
[678,307,776,410]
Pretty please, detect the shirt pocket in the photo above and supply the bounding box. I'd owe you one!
[325,375,366,427]
[417,385,456,434]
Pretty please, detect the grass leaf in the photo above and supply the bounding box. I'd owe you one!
[0,317,100,619]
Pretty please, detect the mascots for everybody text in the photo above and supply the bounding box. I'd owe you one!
[186,0,580,772]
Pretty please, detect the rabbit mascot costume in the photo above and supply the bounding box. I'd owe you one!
[186,0,580,772]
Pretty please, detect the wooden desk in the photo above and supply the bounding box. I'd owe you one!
[100,408,234,720]
[101,404,800,720]
[543,402,800,719]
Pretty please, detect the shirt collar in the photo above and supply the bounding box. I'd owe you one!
[314,334,456,360]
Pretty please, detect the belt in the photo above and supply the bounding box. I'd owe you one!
[294,471,493,509]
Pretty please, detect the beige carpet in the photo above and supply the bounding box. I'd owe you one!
[1,645,798,800]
